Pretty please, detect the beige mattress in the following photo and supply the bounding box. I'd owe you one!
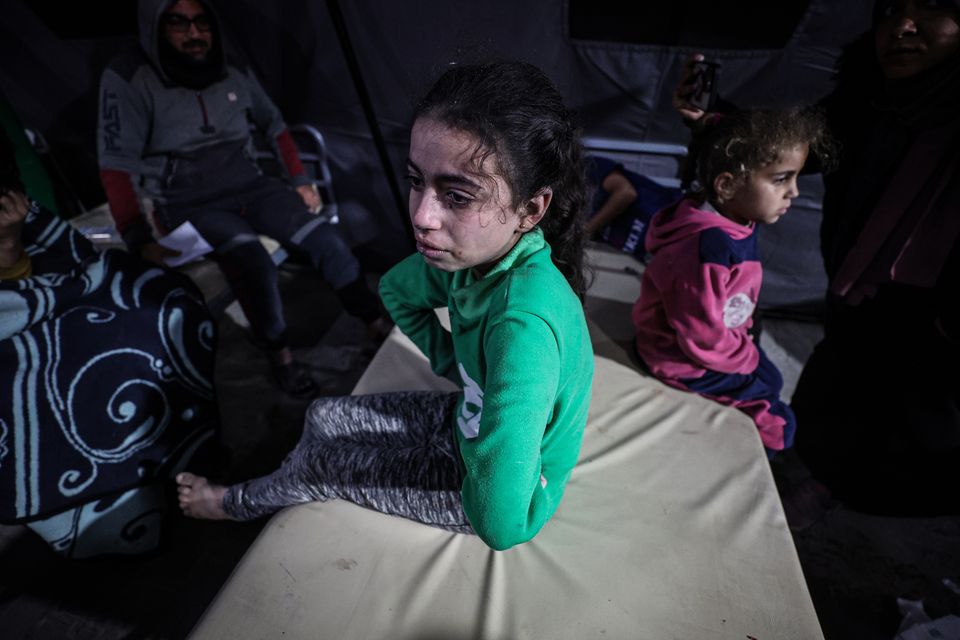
[189,318,822,640]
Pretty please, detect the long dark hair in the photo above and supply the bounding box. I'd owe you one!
[413,61,589,299]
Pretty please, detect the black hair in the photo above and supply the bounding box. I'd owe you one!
[413,61,589,299]
[685,107,836,202]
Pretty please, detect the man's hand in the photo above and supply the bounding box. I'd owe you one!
[140,242,182,266]
[296,183,322,213]
[673,53,709,123]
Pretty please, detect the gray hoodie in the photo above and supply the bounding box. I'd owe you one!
[97,0,298,209]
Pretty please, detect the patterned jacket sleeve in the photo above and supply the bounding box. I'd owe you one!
[97,67,153,245]
[97,67,150,176]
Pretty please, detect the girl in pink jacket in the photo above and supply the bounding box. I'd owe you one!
[633,108,833,454]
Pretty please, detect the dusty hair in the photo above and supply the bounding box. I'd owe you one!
[413,61,590,299]
[684,107,836,202]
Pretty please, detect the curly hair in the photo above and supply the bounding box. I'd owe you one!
[684,107,837,202]
[413,61,590,299]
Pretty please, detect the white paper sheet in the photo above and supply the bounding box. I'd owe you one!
[157,221,214,267]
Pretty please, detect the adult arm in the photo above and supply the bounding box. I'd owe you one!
[242,69,318,210]
[97,67,179,264]
[97,68,149,236]
[99,167,179,265]
[275,128,320,210]
[378,254,457,379]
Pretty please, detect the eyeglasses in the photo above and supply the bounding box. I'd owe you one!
[161,13,212,33]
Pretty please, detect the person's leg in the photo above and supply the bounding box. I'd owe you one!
[157,202,316,396]
[681,346,795,452]
[241,180,386,332]
[180,392,472,532]
[678,352,834,529]
[674,346,836,528]
[159,203,288,346]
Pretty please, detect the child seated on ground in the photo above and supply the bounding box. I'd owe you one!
[632,107,833,456]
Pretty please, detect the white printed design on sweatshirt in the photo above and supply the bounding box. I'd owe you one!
[457,363,484,439]
[723,293,755,328]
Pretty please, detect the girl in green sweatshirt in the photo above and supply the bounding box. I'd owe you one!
[176,61,594,550]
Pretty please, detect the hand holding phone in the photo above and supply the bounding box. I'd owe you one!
[686,60,720,112]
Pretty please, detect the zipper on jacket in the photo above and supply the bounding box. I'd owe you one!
[196,93,216,134]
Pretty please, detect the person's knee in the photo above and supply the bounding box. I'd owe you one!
[295,225,360,288]
[218,239,279,280]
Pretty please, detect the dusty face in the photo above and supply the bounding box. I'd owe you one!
[719,144,809,226]
[874,0,960,79]
[405,118,529,275]
[161,0,213,62]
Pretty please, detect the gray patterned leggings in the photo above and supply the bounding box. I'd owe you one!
[223,391,474,533]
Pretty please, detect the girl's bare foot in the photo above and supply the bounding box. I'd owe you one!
[176,472,234,520]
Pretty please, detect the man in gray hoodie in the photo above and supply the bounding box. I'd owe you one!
[97,0,386,397]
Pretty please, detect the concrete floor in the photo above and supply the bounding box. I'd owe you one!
[1,255,959,639]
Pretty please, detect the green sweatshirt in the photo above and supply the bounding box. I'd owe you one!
[379,229,594,550]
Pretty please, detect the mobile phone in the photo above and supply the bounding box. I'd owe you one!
[687,61,720,112]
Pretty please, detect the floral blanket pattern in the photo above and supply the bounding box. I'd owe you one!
[0,202,216,525]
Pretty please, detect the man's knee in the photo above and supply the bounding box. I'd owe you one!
[294,224,360,288]
[216,238,279,282]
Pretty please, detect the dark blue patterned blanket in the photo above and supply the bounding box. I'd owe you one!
[0,202,217,527]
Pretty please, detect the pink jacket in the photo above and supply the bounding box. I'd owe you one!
[633,198,761,380]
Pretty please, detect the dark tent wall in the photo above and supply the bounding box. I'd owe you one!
[0,0,874,308]
[319,0,874,309]
[0,1,130,214]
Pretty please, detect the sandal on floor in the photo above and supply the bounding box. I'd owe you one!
[273,360,319,399]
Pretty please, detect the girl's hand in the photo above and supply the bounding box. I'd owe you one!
[0,189,29,239]
[673,53,708,123]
